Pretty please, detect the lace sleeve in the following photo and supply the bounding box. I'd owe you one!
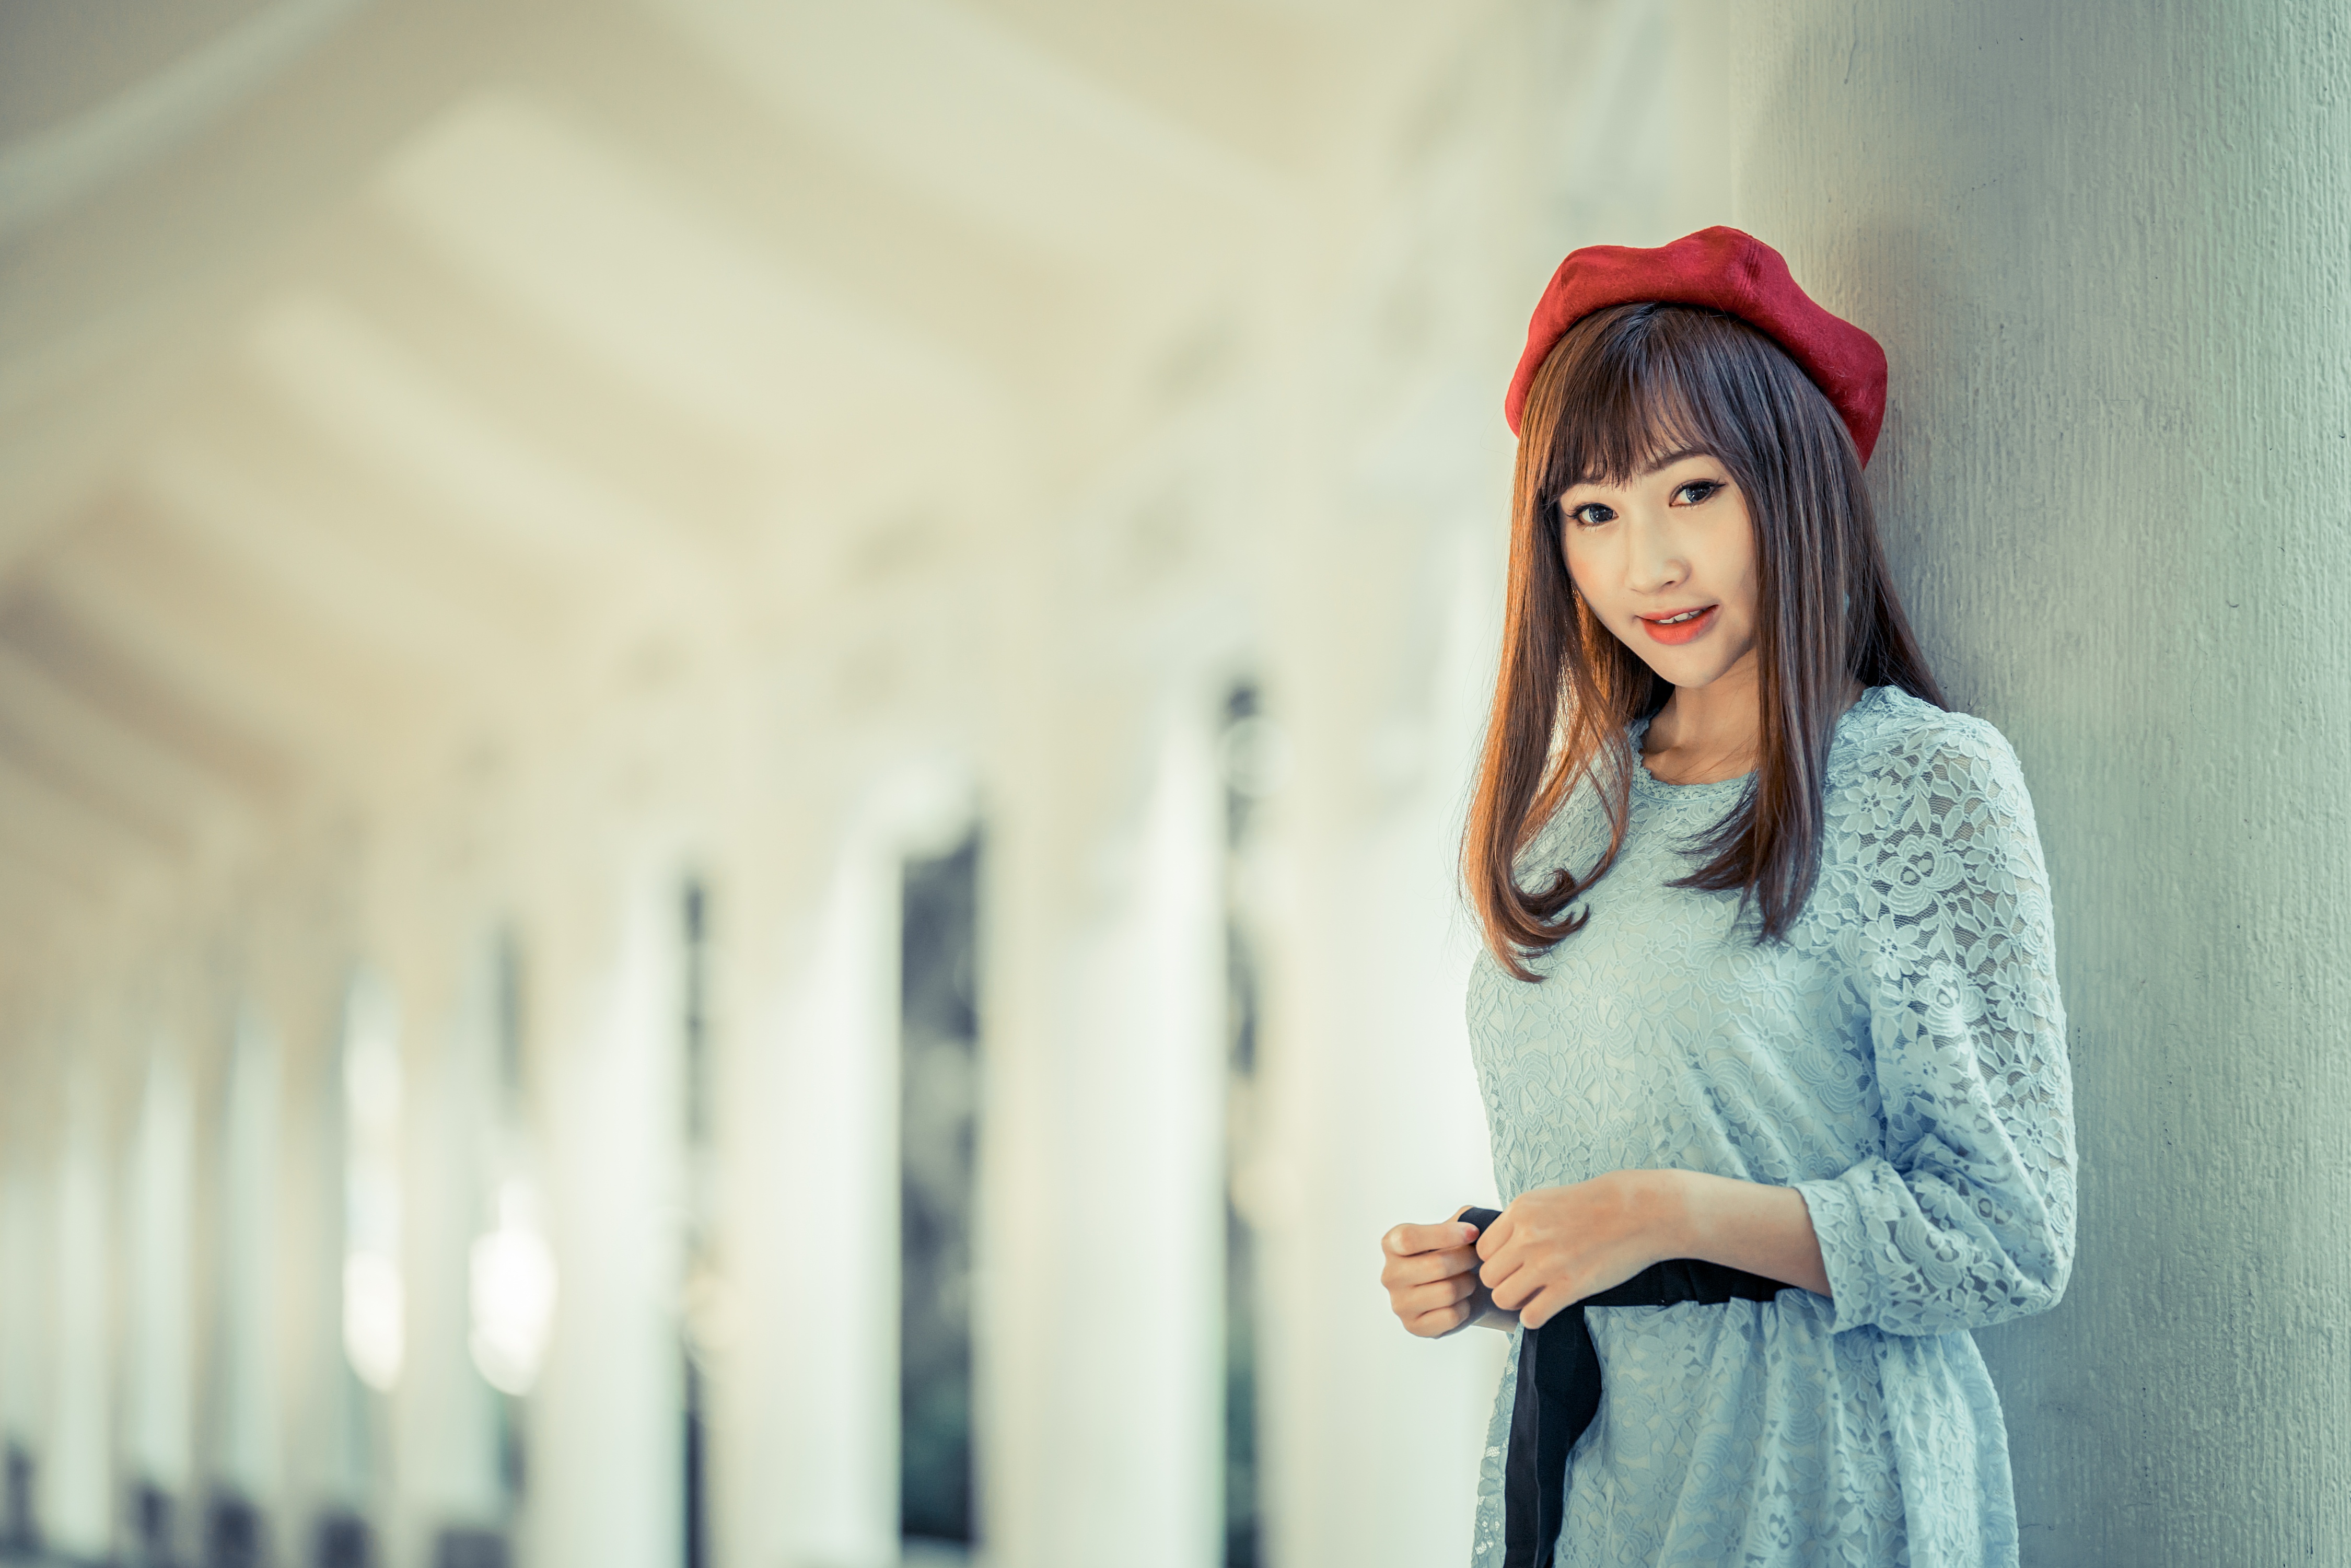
[1794,717,2077,1337]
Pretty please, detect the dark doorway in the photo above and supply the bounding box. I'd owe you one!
[900,832,981,1548]
[130,1479,173,1567]
[206,1493,266,1568]
[1218,683,1272,1568]
[1,1443,34,1556]
[681,879,713,1568]
[313,1508,373,1568]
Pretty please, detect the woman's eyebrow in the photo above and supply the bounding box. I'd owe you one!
[1561,448,1713,493]
[1635,447,1710,476]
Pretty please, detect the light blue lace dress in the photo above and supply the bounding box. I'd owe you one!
[1465,685,2075,1567]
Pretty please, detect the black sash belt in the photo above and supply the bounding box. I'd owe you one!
[1459,1207,1793,1568]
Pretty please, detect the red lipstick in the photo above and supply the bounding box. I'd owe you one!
[1636,605,1719,645]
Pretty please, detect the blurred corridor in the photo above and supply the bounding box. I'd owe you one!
[0,2,1724,1564]
[10,1,2351,1565]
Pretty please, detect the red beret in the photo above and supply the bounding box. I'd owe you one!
[1503,226,1888,465]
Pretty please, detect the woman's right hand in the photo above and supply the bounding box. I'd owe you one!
[1380,1206,1495,1337]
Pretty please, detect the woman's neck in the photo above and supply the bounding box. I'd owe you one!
[1642,659,1863,786]
[1643,658,1763,785]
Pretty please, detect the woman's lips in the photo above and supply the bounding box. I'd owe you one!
[1637,604,1719,645]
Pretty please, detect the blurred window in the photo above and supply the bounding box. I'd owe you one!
[314,1507,373,1568]
[1,1440,32,1553]
[900,831,981,1550]
[205,1492,265,1568]
[682,878,712,1568]
[1219,683,1275,1568]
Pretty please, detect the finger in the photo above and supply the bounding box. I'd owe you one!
[1478,1249,1524,1295]
[1411,1279,1467,1316]
[1388,1246,1472,1285]
[1386,1219,1480,1258]
[1484,1261,1534,1312]
[1517,1283,1581,1333]
[1399,1273,1478,1317]
[1382,1244,1479,1290]
[1474,1207,1517,1260]
[1387,1271,1470,1317]
[1410,1300,1471,1337]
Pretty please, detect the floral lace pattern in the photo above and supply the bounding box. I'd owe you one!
[1464,687,2075,1568]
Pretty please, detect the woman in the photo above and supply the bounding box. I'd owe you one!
[1377,228,2076,1567]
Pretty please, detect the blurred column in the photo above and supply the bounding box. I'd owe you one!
[213,1006,285,1561]
[1247,112,1524,1543]
[277,959,369,1568]
[381,947,453,1568]
[404,935,533,1565]
[770,838,899,1567]
[126,1035,196,1562]
[1251,532,1509,1568]
[985,697,1226,1568]
[46,1061,114,1560]
[331,968,404,1567]
[0,1094,48,1558]
[531,881,684,1568]
[735,766,970,1568]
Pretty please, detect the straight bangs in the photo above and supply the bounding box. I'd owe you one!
[1464,301,1947,980]
[1535,315,1716,496]
[1534,304,1832,537]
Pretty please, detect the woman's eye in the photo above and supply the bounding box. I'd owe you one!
[1565,502,1615,528]
[1674,480,1723,505]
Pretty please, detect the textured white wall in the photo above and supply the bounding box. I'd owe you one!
[1726,1,2351,1559]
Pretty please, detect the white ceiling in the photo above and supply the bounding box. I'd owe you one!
[0,0,1469,976]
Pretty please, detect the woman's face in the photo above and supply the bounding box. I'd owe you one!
[1557,450,1759,692]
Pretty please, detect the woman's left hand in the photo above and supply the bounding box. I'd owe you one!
[1476,1169,1685,1330]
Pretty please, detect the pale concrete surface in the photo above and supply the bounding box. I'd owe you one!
[1728,0,2351,1560]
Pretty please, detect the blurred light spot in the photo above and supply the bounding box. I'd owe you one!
[470,1181,557,1396]
[342,1251,404,1392]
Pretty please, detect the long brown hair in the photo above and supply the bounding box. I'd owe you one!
[1466,302,1943,980]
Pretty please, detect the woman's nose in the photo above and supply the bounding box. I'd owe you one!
[1624,519,1687,594]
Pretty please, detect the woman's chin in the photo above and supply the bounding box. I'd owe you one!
[1633,645,1753,692]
